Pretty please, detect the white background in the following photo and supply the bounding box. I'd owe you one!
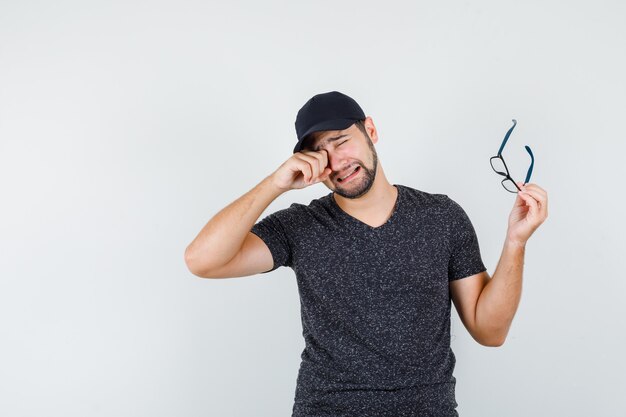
[1,1,624,416]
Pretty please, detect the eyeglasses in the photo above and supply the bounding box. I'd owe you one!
[490,119,534,193]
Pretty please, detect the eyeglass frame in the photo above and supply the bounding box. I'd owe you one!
[489,119,534,193]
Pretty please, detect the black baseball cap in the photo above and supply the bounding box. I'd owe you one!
[293,91,366,154]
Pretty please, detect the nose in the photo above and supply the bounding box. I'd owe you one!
[326,151,350,177]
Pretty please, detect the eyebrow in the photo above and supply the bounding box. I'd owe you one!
[312,134,349,152]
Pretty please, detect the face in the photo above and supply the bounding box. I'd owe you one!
[304,119,379,199]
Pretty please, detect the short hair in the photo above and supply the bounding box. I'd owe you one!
[302,119,368,151]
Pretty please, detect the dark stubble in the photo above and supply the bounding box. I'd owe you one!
[333,135,379,199]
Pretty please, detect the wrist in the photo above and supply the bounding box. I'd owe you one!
[504,237,527,250]
[264,173,289,195]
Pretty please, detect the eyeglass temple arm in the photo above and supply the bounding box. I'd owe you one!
[524,145,534,184]
[497,119,517,156]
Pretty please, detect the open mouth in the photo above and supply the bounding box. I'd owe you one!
[337,166,360,183]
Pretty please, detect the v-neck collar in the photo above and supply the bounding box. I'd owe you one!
[328,184,402,232]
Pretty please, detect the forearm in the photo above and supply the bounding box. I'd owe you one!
[184,174,285,275]
[475,239,526,345]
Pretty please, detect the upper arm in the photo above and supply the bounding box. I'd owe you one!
[198,232,274,279]
[449,270,491,343]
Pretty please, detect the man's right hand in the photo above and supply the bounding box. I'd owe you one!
[270,150,333,191]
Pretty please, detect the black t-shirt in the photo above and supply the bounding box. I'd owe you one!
[251,184,486,416]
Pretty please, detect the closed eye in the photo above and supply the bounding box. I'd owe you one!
[338,140,348,147]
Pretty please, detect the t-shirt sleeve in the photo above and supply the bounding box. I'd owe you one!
[445,197,487,281]
[250,208,294,273]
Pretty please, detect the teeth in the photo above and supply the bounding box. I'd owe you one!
[340,166,358,181]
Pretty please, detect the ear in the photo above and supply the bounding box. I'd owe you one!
[363,116,378,144]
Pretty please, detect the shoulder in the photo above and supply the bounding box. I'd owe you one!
[290,193,333,215]
[397,185,472,228]
[260,193,332,227]
[397,184,456,212]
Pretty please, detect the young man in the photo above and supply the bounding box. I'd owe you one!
[184,91,548,416]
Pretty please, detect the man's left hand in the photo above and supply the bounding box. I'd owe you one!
[506,182,548,246]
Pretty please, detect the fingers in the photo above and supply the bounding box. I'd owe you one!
[293,157,313,182]
[517,189,539,217]
[312,149,329,177]
[294,153,319,182]
[516,182,548,219]
[295,150,330,183]
[517,182,548,202]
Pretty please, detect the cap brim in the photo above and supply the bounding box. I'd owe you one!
[293,118,357,153]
